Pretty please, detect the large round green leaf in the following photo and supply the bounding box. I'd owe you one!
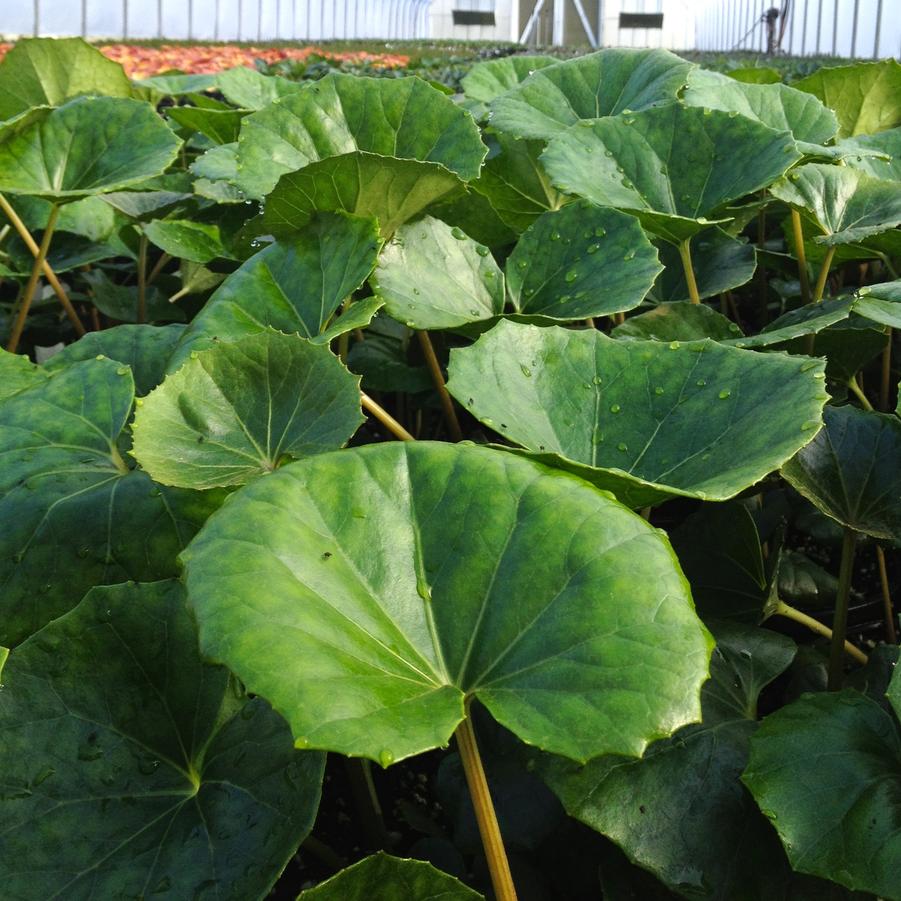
[372,217,505,330]
[541,105,800,243]
[235,74,485,198]
[263,152,464,238]
[505,201,661,320]
[488,48,693,141]
[794,59,901,138]
[0,37,132,121]
[298,852,483,900]
[169,212,381,370]
[446,321,828,508]
[0,357,222,647]
[182,442,712,765]
[132,331,363,489]
[540,623,797,899]
[0,580,324,899]
[0,97,181,201]
[781,404,901,542]
[461,55,557,103]
[769,163,901,246]
[742,689,901,899]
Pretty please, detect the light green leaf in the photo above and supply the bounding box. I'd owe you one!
[298,852,483,900]
[542,105,800,243]
[372,217,505,330]
[613,302,741,343]
[0,358,222,646]
[838,127,901,181]
[144,219,227,264]
[0,97,181,201]
[216,65,304,110]
[794,59,901,137]
[781,404,901,542]
[743,690,901,898]
[0,348,50,399]
[461,55,557,103]
[769,163,901,245]
[489,48,693,140]
[728,67,781,85]
[236,74,485,198]
[136,72,218,95]
[0,37,132,120]
[505,201,661,320]
[170,212,381,370]
[182,442,712,765]
[132,331,363,489]
[447,321,828,508]
[540,623,796,899]
[12,194,118,242]
[0,580,324,899]
[167,104,248,145]
[856,279,901,329]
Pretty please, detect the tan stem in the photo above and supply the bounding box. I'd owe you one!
[847,376,874,412]
[678,237,701,304]
[876,545,897,644]
[0,193,85,336]
[455,713,517,901]
[771,599,868,665]
[790,209,811,304]
[147,251,172,285]
[361,392,415,442]
[812,245,836,303]
[880,331,892,412]
[417,330,463,442]
[6,204,60,353]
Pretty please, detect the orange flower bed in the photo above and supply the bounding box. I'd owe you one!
[0,42,409,80]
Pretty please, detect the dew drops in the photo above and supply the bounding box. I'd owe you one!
[718,388,732,399]
[587,243,600,254]
[604,150,614,158]
[696,378,707,386]
[484,271,495,280]
[475,245,490,257]
[469,308,480,316]
[595,227,607,237]
[801,420,819,431]
[668,340,680,350]
[116,366,129,376]
[451,227,467,240]
[654,386,665,395]
[610,403,621,413]
[517,260,528,270]
[550,230,561,241]
[520,364,532,377]
[565,270,579,283]
[799,360,819,372]
[379,749,395,768]
[617,442,628,451]
[295,737,311,749]
[623,250,636,261]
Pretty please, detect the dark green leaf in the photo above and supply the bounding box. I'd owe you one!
[167,105,248,145]
[613,302,741,342]
[81,268,187,324]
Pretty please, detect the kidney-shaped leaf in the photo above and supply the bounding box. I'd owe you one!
[447,321,828,508]
[489,48,693,141]
[0,97,181,201]
[781,404,901,542]
[742,689,901,899]
[236,74,485,198]
[298,852,483,900]
[169,212,381,370]
[461,54,557,103]
[505,201,661,320]
[182,442,712,765]
[542,105,800,243]
[0,357,222,647]
[0,580,324,899]
[372,217,505,330]
[133,331,363,489]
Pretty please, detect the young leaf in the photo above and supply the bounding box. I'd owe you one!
[488,48,693,140]
[216,66,304,110]
[169,212,381,370]
[372,217,505,330]
[298,852,483,899]
[0,97,181,201]
[541,105,800,243]
[0,580,324,899]
[447,321,828,508]
[505,201,661,320]
[0,358,222,646]
[182,442,712,765]
[143,219,228,264]
[781,404,901,542]
[461,55,557,103]
[742,690,901,898]
[132,331,363,489]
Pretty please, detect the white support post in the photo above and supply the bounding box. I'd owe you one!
[553,0,566,45]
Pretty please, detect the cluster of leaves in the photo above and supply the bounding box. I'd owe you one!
[0,36,900,901]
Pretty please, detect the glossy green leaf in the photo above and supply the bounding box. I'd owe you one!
[133,331,363,489]
[447,321,828,508]
[167,104,248,145]
[613,302,741,343]
[540,623,796,899]
[429,187,517,248]
[372,217,504,330]
[505,201,661,320]
[0,349,50,399]
[0,580,324,899]
[489,48,693,141]
[542,105,800,243]
[0,97,181,201]
[724,298,854,348]
[44,323,186,395]
[461,55,557,103]
[781,404,901,541]
[217,66,304,110]
[683,69,838,146]
[0,358,222,646]
[743,690,901,898]
[0,37,132,120]
[856,279,901,329]
[263,152,464,238]
[169,212,381,369]
[182,442,712,765]
[297,852,483,900]
[838,127,901,181]
[794,59,901,137]
[144,219,227,264]
[236,74,485,198]
[12,194,118,242]
[769,163,901,245]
